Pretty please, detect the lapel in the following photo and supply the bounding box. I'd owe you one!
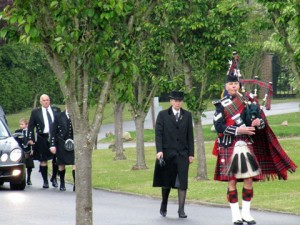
[167,107,185,123]
[178,108,184,122]
[38,108,44,125]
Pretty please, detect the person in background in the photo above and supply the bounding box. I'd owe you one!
[50,106,75,191]
[27,94,61,188]
[153,91,194,219]
[15,118,35,185]
[50,105,61,187]
[212,75,297,225]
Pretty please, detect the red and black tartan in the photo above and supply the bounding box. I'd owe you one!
[214,136,258,181]
[252,111,297,180]
[213,95,297,181]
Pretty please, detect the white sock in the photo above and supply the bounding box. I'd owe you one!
[230,202,242,222]
[241,200,255,221]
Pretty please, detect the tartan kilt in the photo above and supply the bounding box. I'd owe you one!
[252,124,297,180]
[33,133,53,161]
[214,137,262,182]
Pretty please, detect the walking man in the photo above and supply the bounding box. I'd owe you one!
[28,94,61,188]
[153,91,194,218]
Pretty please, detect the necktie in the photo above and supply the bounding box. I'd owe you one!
[46,109,52,124]
[175,112,179,122]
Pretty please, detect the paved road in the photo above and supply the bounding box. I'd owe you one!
[97,101,299,149]
[1,167,300,225]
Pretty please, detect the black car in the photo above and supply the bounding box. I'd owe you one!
[0,116,26,190]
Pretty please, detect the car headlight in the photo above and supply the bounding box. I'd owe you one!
[10,149,22,162]
[1,153,8,162]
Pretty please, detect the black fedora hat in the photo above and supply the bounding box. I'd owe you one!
[169,91,184,100]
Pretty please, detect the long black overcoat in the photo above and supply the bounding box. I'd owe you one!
[153,107,194,189]
[50,111,74,165]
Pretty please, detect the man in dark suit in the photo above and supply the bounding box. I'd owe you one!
[50,106,76,192]
[153,91,194,218]
[28,94,61,188]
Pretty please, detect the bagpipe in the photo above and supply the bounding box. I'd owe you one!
[226,51,273,109]
[225,51,273,126]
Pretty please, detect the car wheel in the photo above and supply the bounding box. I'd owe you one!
[10,179,26,190]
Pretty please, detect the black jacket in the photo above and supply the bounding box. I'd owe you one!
[155,107,194,159]
[153,106,194,189]
[28,106,61,141]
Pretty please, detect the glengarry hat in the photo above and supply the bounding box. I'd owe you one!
[169,91,184,100]
[226,74,239,83]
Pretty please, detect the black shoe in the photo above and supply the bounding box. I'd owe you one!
[178,210,187,218]
[60,184,66,191]
[243,219,256,224]
[160,203,167,217]
[50,177,58,188]
[233,220,243,225]
[43,182,49,189]
[27,180,32,185]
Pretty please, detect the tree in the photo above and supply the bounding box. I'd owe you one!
[256,0,300,93]
[114,0,168,170]
[1,1,133,224]
[0,0,13,46]
[0,43,63,113]
[109,11,136,161]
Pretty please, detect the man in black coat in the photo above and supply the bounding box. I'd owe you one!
[28,94,61,188]
[50,106,76,192]
[153,91,194,218]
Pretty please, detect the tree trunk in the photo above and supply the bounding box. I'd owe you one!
[33,93,39,109]
[194,114,209,180]
[182,59,208,180]
[114,101,126,160]
[75,128,93,225]
[132,112,148,170]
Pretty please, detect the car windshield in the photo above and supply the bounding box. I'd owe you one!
[0,119,9,139]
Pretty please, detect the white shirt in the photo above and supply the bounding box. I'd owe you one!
[172,108,180,118]
[42,107,54,133]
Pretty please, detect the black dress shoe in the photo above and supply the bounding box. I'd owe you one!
[243,219,256,224]
[60,186,66,191]
[160,203,167,217]
[27,180,32,185]
[160,209,166,217]
[60,182,66,191]
[50,177,58,188]
[43,182,49,188]
[178,210,187,218]
[233,220,243,225]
